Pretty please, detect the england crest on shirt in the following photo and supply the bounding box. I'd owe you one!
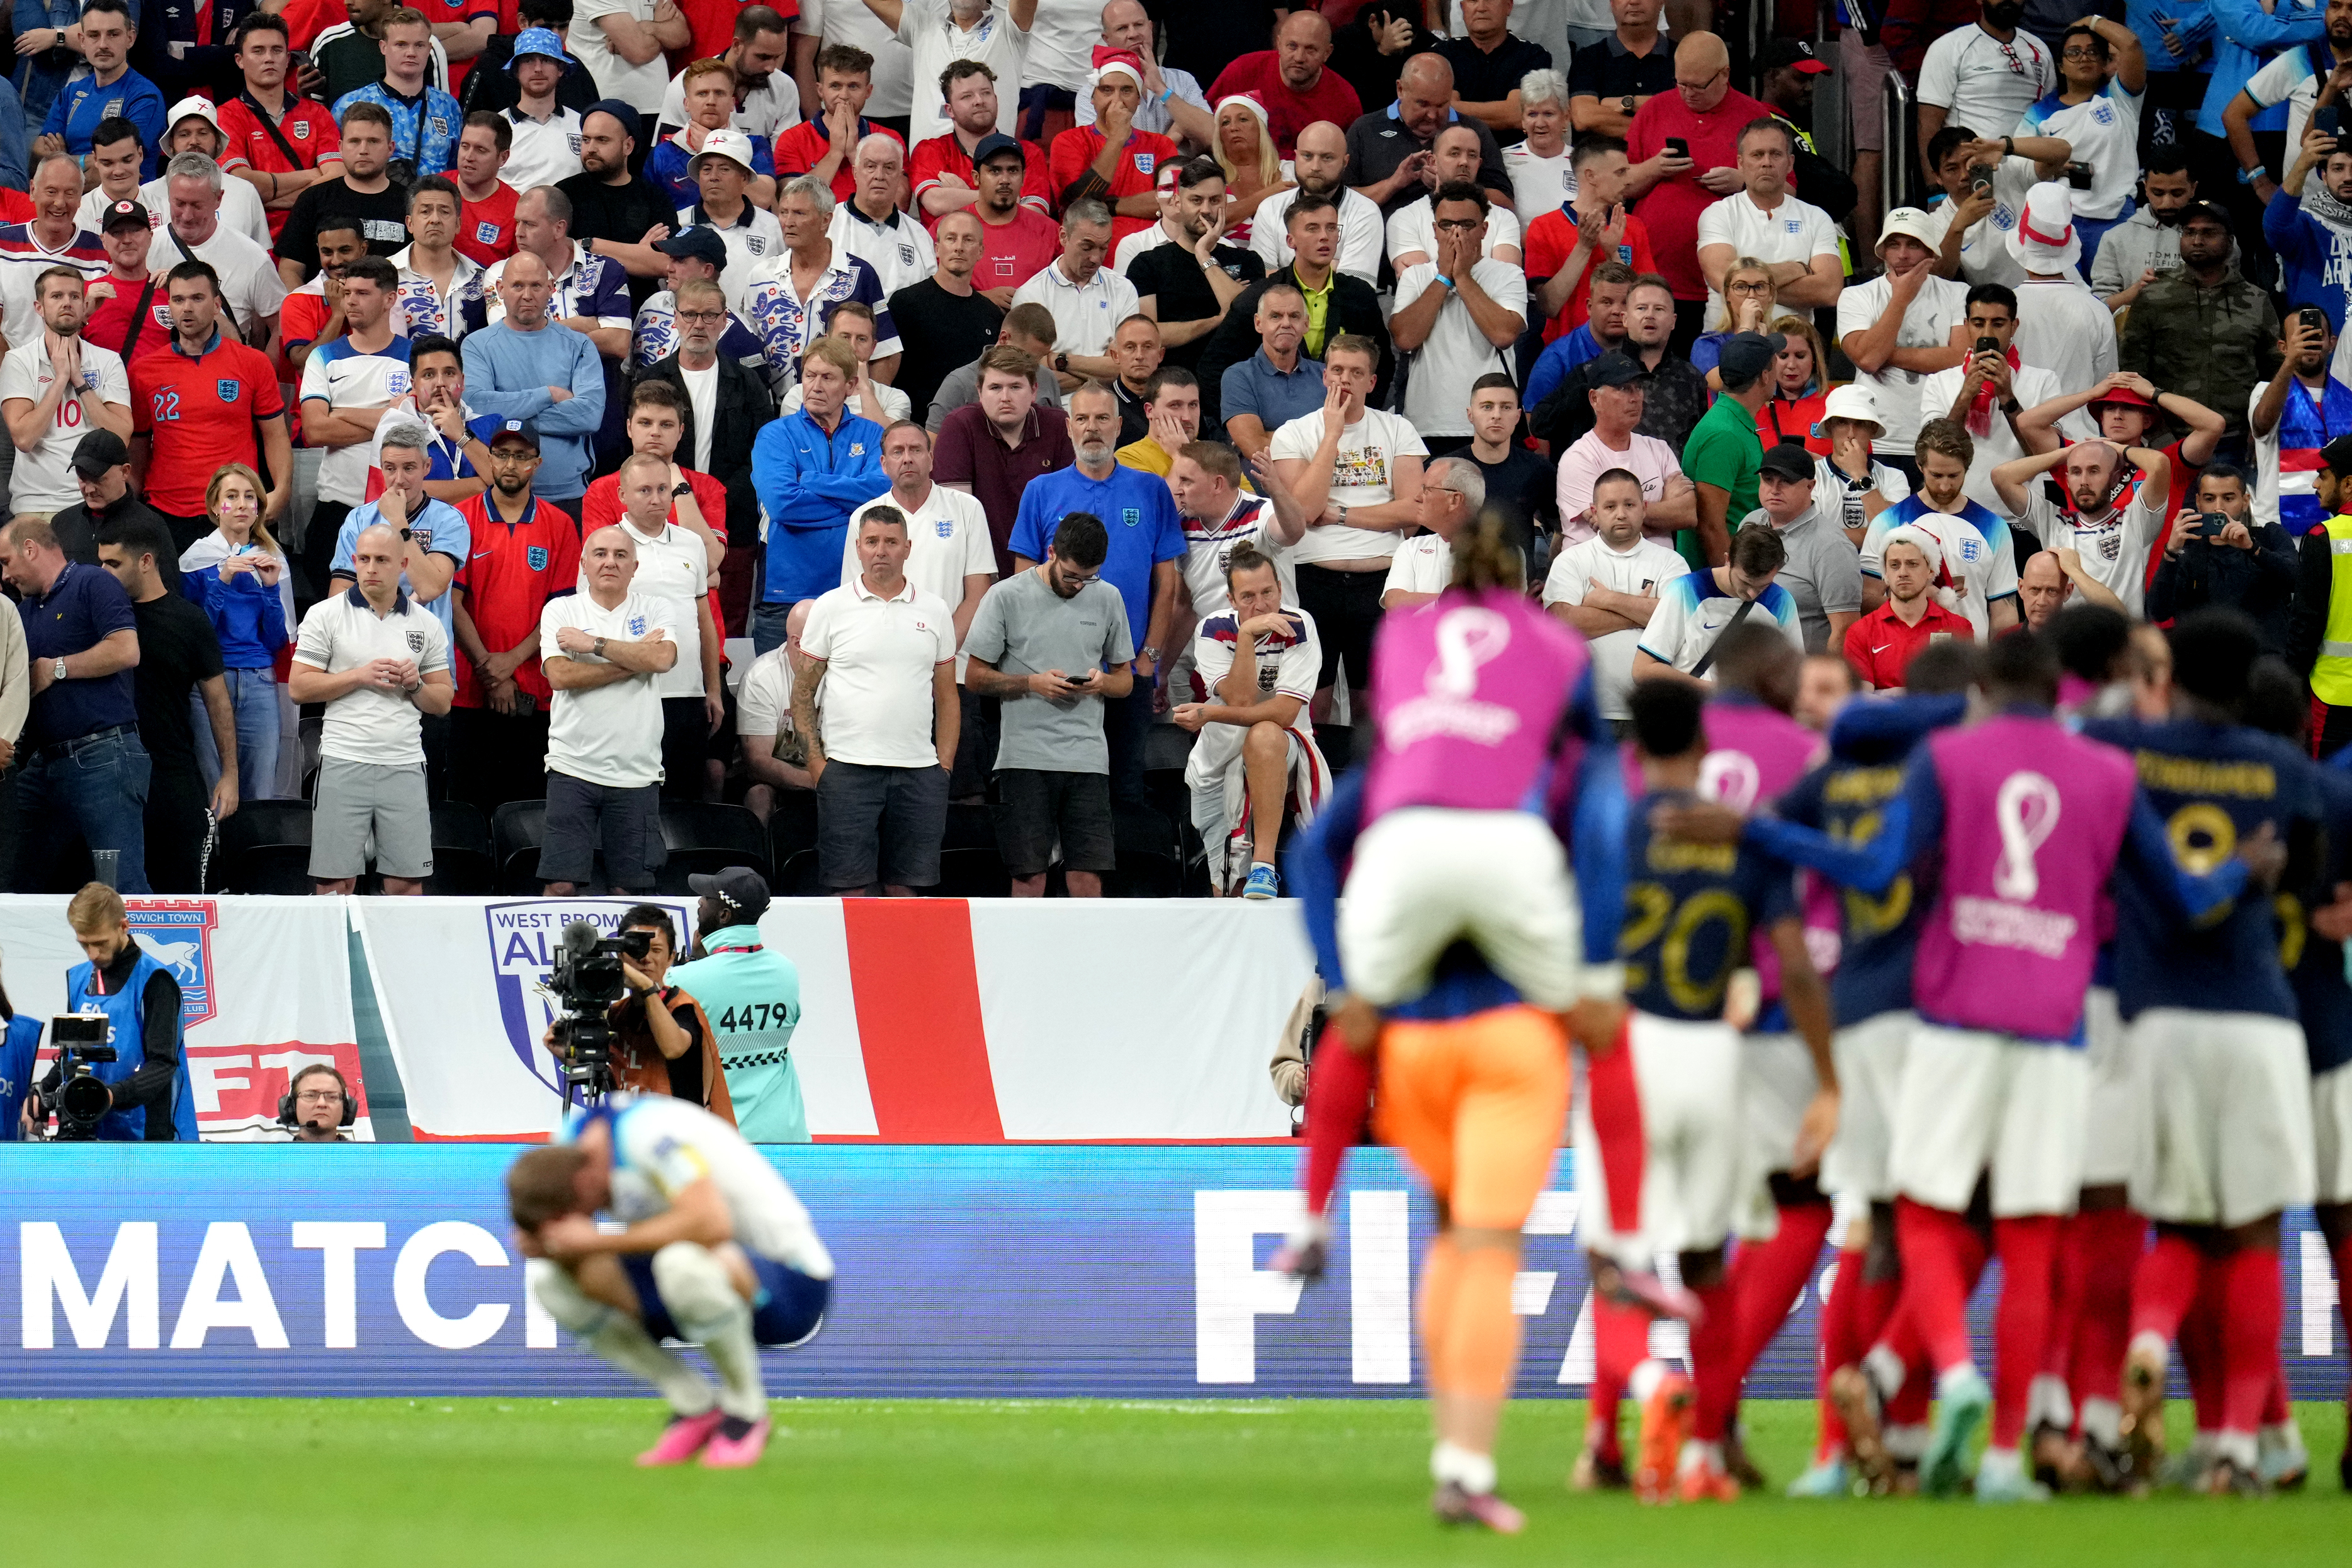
[528,545,549,569]
[747,235,766,254]
[1135,152,1155,176]
[899,242,917,266]
[217,378,241,403]
[407,630,427,654]
[475,221,499,244]
[1122,507,1139,527]
[1785,218,1802,234]
[291,120,312,140]
[2092,102,2115,125]
[628,615,647,635]
[934,517,953,538]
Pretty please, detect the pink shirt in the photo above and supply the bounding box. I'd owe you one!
[1556,428,1688,548]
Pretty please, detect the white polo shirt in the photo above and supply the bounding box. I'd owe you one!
[1384,196,1522,269]
[81,175,271,251]
[152,221,289,341]
[1248,185,1385,286]
[1009,257,1141,358]
[1833,268,1970,458]
[800,574,957,769]
[294,587,451,767]
[609,516,711,699]
[829,201,937,299]
[502,104,586,190]
[679,200,786,312]
[1389,259,1529,437]
[1382,532,1453,597]
[658,67,801,140]
[894,0,1026,136]
[842,483,994,616]
[1544,531,1691,719]
[1694,189,1841,329]
[0,335,128,513]
[542,588,679,787]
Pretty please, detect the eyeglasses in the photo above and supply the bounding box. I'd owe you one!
[676,309,727,323]
[295,1090,344,1105]
[1676,67,1726,91]
[2060,46,2102,60]
[1726,278,1773,293]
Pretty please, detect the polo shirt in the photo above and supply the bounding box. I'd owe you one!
[971,206,1064,295]
[1522,206,1655,341]
[1739,504,1862,654]
[1205,52,1364,157]
[1009,259,1140,359]
[129,332,287,516]
[43,67,166,173]
[843,484,995,616]
[1843,597,1972,691]
[329,496,473,645]
[502,105,585,193]
[456,183,519,268]
[293,586,450,767]
[1382,533,1452,597]
[21,560,139,747]
[893,0,1025,137]
[931,402,1075,573]
[1045,127,1180,246]
[1694,190,1842,329]
[1682,394,1764,555]
[800,576,958,769]
[1127,242,1265,371]
[390,247,490,341]
[146,225,288,347]
[603,515,712,699]
[1433,32,1553,145]
[772,115,906,205]
[0,224,108,351]
[740,250,898,391]
[679,200,787,310]
[1245,184,1385,286]
[1541,531,1690,719]
[1565,31,1675,105]
[1623,84,1772,300]
[1220,348,1326,438]
[1007,462,1187,652]
[217,92,343,240]
[908,132,1054,221]
[540,589,677,788]
[300,335,417,506]
[828,201,937,300]
[1345,106,1511,219]
[451,491,579,706]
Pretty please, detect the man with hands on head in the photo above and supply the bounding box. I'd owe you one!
[1993,436,2173,616]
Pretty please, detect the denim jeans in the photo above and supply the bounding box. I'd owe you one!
[751,599,794,657]
[14,727,151,893]
[192,666,284,802]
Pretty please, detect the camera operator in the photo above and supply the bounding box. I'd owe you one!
[543,906,738,1122]
[280,1063,354,1142]
[22,882,196,1141]
[668,866,806,1144]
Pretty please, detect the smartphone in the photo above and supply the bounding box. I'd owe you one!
[2065,160,2093,191]
[1665,135,1690,160]
[2322,104,2344,137]
[2302,305,2330,333]
[1968,163,1997,197]
[2195,512,2232,538]
[1974,336,2000,354]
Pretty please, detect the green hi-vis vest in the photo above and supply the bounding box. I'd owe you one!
[669,927,807,1143]
[2315,515,2352,708]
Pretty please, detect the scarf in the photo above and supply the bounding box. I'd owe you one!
[2306,182,2352,238]
[1966,345,2021,439]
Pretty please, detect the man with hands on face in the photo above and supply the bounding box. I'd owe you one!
[289,522,455,895]
[1,266,132,519]
[1049,52,1180,248]
[1524,135,1653,343]
[1386,183,1527,448]
[1129,157,1265,369]
[367,336,502,506]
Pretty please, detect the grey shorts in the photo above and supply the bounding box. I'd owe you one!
[816,759,950,891]
[1843,28,1895,153]
[310,757,433,879]
[993,767,1115,876]
[539,770,665,889]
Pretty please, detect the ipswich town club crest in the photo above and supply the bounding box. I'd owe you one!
[127,898,220,1028]
[484,898,693,1096]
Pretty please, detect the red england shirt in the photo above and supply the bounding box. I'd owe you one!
[457,181,519,266]
[1521,207,1655,342]
[451,491,581,706]
[908,131,1053,225]
[1046,126,1178,246]
[1843,597,1972,691]
[130,334,288,516]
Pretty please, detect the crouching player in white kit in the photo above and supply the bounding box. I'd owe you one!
[507,1094,835,1469]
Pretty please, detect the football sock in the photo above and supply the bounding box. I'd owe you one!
[2129,1230,2204,1344]
[1815,1247,1870,1455]
[652,1243,766,1422]
[1887,1352,1935,1436]
[1418,1234,1463,1397]
[1588,1292,1651,1462]
[1730,1199,1833,1386]
[1430,1440,1498,1496]
[2262,1361,2290,1428]
[2067,1207,2142,1421]
[1687,1280,1739,1443]
[2179,1261,2225,1431]
[1893,1199,1977,1376]
[1582,1017,1646,1236]
[527,1260,716,1418]
[1989,1215,2061,1450]
[2218,1244,2283,1445]
[2336,1234,2352,1413]
[1301,1025,1375,1222]
[2041,1212,2088,1389]
[1442,1244,1522,1403]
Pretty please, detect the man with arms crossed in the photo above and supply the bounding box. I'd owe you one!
[1544,467,1688,730]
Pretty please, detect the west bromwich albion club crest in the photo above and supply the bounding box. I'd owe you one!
[528,544,549,570]
[217,378,242,403]
[484,898,695,1098]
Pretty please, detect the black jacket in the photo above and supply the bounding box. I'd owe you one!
[2150,518,2298,655]
[1194,266,1393,429]
[634,353,776,550]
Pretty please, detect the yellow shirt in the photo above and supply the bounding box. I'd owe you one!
[1116,437,1257,490]
[1297,270,1337,359]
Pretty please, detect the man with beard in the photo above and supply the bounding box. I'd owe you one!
[1208,13,1362,159]
[2091,147,2220,309]
[2015,371,2227,539]
[556,103,680,293]
[1534,274,1706,454]
[1,266,133,520]
[1246,120,1384,286]
[2252,310,2352,535]
[2118,200,2281,458]
[909,65,1052,222]
[1994,436,2174,616]
[1128,159,1264,373]
[657,6,802,141]
[2265,125,2352,333]
[1915,0,2055,182]
[960,135,1063,303]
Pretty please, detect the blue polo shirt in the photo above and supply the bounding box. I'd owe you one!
[21,559,140,747]
[1008,464,1187,657]
[42,65,166,174]
[1219,348,1326,438]
[330,497,474,645]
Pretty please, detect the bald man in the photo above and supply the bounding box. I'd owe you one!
[1344,53,1513,218]
[1617,31,1771,345]
[1247,120,1384,284]
[1208,11,1366,157]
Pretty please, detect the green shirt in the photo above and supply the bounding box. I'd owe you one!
[669,925,807,1144]
[1681,394,1765,572]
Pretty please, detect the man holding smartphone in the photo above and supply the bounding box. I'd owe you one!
[2148,463,2298,650]
[2264,123,2352,334]
[2252,305,2352,534]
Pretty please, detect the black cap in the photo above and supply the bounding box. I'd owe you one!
[1759,38,1831,74]
[652,225,730,269]
[72,428,130,477]
[99,198,150,234]
[1758,441,1816,481]
[2180,199,2232,230]
[1716,330,1786,390]
[971,132,1026,167]
[690,866,771,924]
[2323,432,2352,480]
[1586,350,1645,388]
[489,417,541,451]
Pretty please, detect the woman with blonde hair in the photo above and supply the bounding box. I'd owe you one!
[1691,257,1778,378]
[1212,94,1291,244]
[179,463,291,801]
[1755,314,1832,456]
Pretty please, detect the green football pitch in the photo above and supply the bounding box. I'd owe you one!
[1,1397,2341,1565]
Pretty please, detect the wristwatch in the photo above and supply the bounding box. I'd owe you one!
[593,636,608,659]
[672,480,694,498]
[1054,351,1071,373]
[1335,502,1350,527]
[1620,94,1636,117]
[1141,644,1162,662]
[50,657,65,684]
[399,526,413,541]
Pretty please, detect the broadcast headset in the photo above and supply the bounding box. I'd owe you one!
[278,1063,357,1130]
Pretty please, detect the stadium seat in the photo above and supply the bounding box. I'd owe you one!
[776,848,822,896]
[941,801,997,851]
[933,845,1010,897]
[422,801,494,895]
[1143,722,1194,772]
[656,801,771,893]
[765,789,820,866]
[216,799,315,895]
[491,800,550,894]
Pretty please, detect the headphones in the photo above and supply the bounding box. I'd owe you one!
[278,1064,357,1130]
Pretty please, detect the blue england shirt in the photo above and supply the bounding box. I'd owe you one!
[331,81,464,178]
[42,64,166,172]
[1007,465,1188,660]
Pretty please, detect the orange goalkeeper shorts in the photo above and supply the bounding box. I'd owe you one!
[1374,1003,1569,1232]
